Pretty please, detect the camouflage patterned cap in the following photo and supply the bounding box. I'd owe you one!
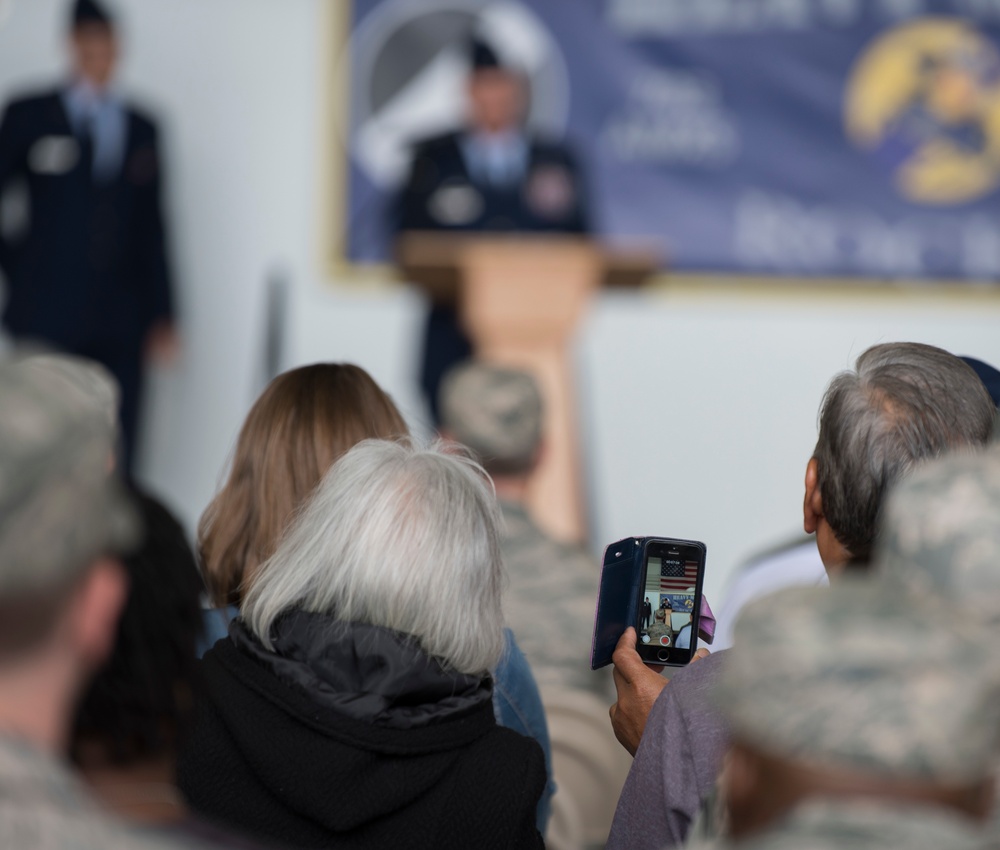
[716,579,1000,783]
[873,447,1000,625]
[439,361,543,474]
[0,358,139,595]
[15,353,120,436]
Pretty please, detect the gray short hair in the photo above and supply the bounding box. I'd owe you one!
[814,342,995,564]
[242,439,506,676]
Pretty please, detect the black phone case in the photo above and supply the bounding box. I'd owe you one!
[590,537,645,669]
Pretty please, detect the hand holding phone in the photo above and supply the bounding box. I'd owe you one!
[608,626,669,755]
[591,536,707,669]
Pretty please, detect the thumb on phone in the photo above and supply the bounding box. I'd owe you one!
[609,627,668,756]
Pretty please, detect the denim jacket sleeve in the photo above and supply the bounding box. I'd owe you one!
[492,628,555,836]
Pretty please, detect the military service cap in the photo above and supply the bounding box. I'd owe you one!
[71,0,114,29]
[439,361,543,475]
[16,353,120,436]
[874,447,1000,625]
[0,357,138,594]
[469,37,503,72]
[717,580,1000,783]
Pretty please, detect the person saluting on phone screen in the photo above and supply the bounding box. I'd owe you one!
[605,343,997,850]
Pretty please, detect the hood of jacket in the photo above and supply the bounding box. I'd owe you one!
[230,610,492,729]
[181,611,503,836]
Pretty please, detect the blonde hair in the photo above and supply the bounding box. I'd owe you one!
[198,364,408,606]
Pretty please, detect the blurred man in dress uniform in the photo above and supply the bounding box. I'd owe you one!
[396,37,590,422]
[0,0,176,473]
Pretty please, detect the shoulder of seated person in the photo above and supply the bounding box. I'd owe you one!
[473,725,546,777]
[664,648,728,696]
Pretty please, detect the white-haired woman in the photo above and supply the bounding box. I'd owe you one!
[178,440,546,850]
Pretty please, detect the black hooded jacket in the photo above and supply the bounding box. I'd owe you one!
[177,612,546,849]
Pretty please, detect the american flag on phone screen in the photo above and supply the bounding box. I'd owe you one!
[659,559,699,593]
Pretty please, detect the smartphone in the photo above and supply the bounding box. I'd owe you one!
[591,536,707,669]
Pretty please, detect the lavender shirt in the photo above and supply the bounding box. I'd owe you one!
[606,651,731,850]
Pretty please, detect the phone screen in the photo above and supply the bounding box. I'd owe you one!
[636,540,706,666]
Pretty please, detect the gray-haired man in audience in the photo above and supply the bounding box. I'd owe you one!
[0,358,190,849]
[607,342,997,850]
[688,581,1000,850]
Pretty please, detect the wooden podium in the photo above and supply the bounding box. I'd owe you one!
[398,232,655,544]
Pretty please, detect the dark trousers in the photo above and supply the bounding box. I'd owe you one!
[420,303,473,425]
[76,338,145,476]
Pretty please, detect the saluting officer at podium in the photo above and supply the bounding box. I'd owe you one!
[396,37,590,422]
[0,0,176,472]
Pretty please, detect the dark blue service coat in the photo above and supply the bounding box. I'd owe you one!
[0,88,172,347]
[396,130,589,235]
[0,88,173,470]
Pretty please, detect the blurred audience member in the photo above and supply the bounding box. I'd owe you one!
[441,361,619,844]
[695,581,1000,850]
[178,440,547,850]
[67,494,188,822]
[72,490,274,847]
[0,0,176,473]
[197,361,553,832]
[0,360,192,848]
[440,361,601,695]
[872,445,1000,838]
[606,342,996,850]
[395,37,590,421]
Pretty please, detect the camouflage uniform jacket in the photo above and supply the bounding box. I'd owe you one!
[500,500,606,695]
[0,734,188,850]
[683,799,990,850]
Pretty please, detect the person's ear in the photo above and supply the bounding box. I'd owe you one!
[532,437,546,472]
[803,457,824,534]
[971,776,997,822]
[723,747,756,802]
[722,745,764,840]
[67,558,128,671]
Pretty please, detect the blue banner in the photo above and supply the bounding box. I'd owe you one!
[344,0,1000,279]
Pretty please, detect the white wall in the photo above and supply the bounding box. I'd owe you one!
[3,1,1000,609]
